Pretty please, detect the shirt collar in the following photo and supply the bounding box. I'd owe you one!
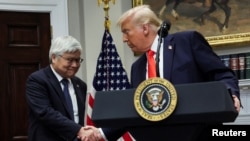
[50,65,72,84]
[150,35,160,52]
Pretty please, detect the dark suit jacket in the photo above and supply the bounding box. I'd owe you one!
[26,66,86,141]
[131,30,239,97]
[129,31,239,141]
[26,66,126,141]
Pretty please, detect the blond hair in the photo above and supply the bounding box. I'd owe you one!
[117,5,162,33]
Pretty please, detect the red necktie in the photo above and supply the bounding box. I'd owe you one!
[147,50,156,78]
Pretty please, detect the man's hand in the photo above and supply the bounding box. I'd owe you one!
[232,95,241,113]
[83,126,103,140]
[77,126,103,141]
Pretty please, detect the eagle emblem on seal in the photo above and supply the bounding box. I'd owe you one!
[146,88,166,111]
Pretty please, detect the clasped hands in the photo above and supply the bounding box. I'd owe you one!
[77,126,103,141]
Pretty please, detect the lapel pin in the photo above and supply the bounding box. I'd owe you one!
[168,45,172,50]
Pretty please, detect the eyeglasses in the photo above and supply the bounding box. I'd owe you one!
[59,55,84,64]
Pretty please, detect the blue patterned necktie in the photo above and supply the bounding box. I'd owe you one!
[61,79,74,119]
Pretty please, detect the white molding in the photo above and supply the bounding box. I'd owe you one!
[0,0,69,39]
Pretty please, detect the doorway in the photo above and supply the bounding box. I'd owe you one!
[0,11,51,141]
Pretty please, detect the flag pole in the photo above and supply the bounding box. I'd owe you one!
[97,0,116,32]
[93,1,135,141]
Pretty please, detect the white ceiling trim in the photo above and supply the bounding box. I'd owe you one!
[0,0,69,39]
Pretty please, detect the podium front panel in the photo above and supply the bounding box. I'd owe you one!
[92,81,238,127]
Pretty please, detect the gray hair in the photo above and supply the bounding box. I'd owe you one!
[49,35,82,62]
[117,5,162,32]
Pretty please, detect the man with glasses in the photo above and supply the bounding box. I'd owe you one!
[26,36,122,141]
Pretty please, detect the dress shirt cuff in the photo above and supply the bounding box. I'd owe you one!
[99,128,107,141]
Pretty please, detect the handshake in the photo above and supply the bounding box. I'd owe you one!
[77,126,103,141]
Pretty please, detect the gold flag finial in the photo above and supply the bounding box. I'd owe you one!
[133,0,143,7]
[97,0,116,32]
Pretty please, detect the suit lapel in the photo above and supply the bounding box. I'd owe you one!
[45,66,64,99]
[71,78,85,124]
[44,66,74,120]
[163,35,175,81]
[139,54,147,80]
[132,54,147,88]
[71,78,84,106]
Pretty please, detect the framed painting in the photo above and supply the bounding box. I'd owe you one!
[132,0,250,48]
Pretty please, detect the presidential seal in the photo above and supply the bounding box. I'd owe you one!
[134,77,177,121]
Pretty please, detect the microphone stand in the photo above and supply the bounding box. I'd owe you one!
[155,20,170,77]
[155,31,163,77]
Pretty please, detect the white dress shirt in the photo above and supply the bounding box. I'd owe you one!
[147,35,164,78]
[50,65,79,123]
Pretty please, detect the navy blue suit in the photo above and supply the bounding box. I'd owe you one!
[129,31,239,141]
[131,30,239,97]
[26,66,125,141]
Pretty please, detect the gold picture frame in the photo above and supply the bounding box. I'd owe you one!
[132,0,250,48]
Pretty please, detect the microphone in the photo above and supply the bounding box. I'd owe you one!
[155,20,171,77]
[157,20,171,38]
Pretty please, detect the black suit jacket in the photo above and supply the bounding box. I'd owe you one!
[26,66,126,141]
[26,66,86,141]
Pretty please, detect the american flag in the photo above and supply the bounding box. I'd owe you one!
[86,29,135,141]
